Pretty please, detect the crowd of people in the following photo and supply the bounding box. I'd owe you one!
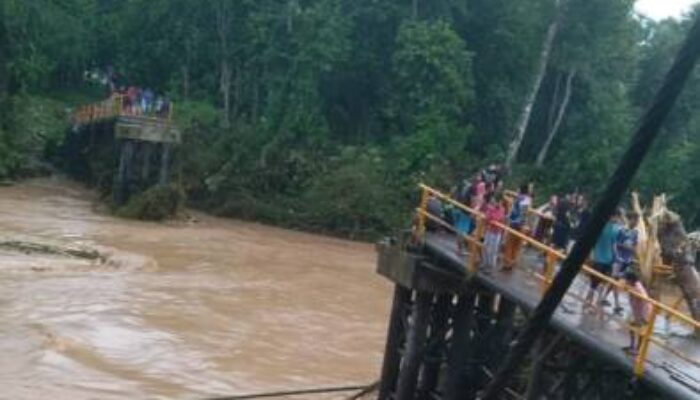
[424,164,651,354]
[84,66,171,118]
[115,86,171,118]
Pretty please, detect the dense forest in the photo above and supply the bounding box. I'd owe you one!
[0,0,698,238]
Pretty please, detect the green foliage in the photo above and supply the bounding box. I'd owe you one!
[117,184,184,221]
[389,20,473,130]
[0,95,68,178]
[3,0,94,91]
[1,0,698,234]
[300,148,404,238]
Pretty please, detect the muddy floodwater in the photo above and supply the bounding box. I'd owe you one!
[0,178,390,399]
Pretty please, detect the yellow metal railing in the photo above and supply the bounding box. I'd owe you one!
[502,190,674,278]
[414,183,700,377]
[73,94,174,125]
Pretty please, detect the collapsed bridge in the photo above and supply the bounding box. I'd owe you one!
[375,185,700,400]
[64,95,180,205]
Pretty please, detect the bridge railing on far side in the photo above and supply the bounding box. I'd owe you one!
[72,94,174,126]
[412,183,700,378]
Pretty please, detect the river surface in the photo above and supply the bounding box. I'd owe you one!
[0,178,390,399]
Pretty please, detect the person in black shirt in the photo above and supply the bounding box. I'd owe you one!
[552,196,572,250]
[569,195,591,252]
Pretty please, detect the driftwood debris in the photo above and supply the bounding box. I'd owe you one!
[0,240,102,260]
[631,193,700,324]
[657,209,700,322]
[631,192,660,285]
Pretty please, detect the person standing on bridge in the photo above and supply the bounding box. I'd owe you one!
[534,195,557,243]
[569,194,591,252]
[584,211,623,310]
[470,173,487,214]
[453,178,473,254]
[142,88,154,115]
[126,86,139,115]
[481,193,506,272]
[604,211,640,314]
[503,183,532,270]
[552,195,572,251]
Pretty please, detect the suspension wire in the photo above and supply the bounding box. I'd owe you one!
[479,14,700,400]
[344,380,379,399]
[204,382,375,400]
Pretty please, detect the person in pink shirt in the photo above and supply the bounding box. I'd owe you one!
[623,271,652,354]
[471,174,487,212]
[481,193,506,272]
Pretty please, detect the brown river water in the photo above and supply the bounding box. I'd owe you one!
[0,178,390,399]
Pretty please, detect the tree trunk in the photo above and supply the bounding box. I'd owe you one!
[181,65,190,101]
[232,61,242,121]
[252,69,260,123]
[505,6,560,170]
[216,1,231,127]
[536,68,575,167]
[412,0,419,19]
[546,71,562,131]
[287,0,297,33]
[181,38,193,101]
[658,210,700,323]
[220,60,231,127]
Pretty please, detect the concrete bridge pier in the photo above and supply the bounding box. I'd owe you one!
[112,139,174,206]
[394,290,432,400]
[159,143,171,185]
[378,285,411,400]
[416,293,452,399]
[114,139,135,206]
[68,109,181,206]
[442,291,477,400]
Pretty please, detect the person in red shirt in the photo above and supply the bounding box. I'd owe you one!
[481,193,506,272]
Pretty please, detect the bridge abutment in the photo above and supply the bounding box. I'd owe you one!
[65,114,180,206]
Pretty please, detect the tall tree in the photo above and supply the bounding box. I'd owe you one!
[504,0,562,169]
[215,0,234,127]
[535,67,575,166]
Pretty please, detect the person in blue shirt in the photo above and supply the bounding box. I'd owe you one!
[503,183,532,269]
[614,213,639,276]
[603,212,639,313]
[584,210,623,309]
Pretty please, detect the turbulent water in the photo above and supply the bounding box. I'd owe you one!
[0,178,390,399]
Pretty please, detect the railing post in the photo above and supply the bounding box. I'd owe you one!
[634,303,659,377]
[414,187,430,243]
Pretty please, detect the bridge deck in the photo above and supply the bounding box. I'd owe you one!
[424,232,700,400]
